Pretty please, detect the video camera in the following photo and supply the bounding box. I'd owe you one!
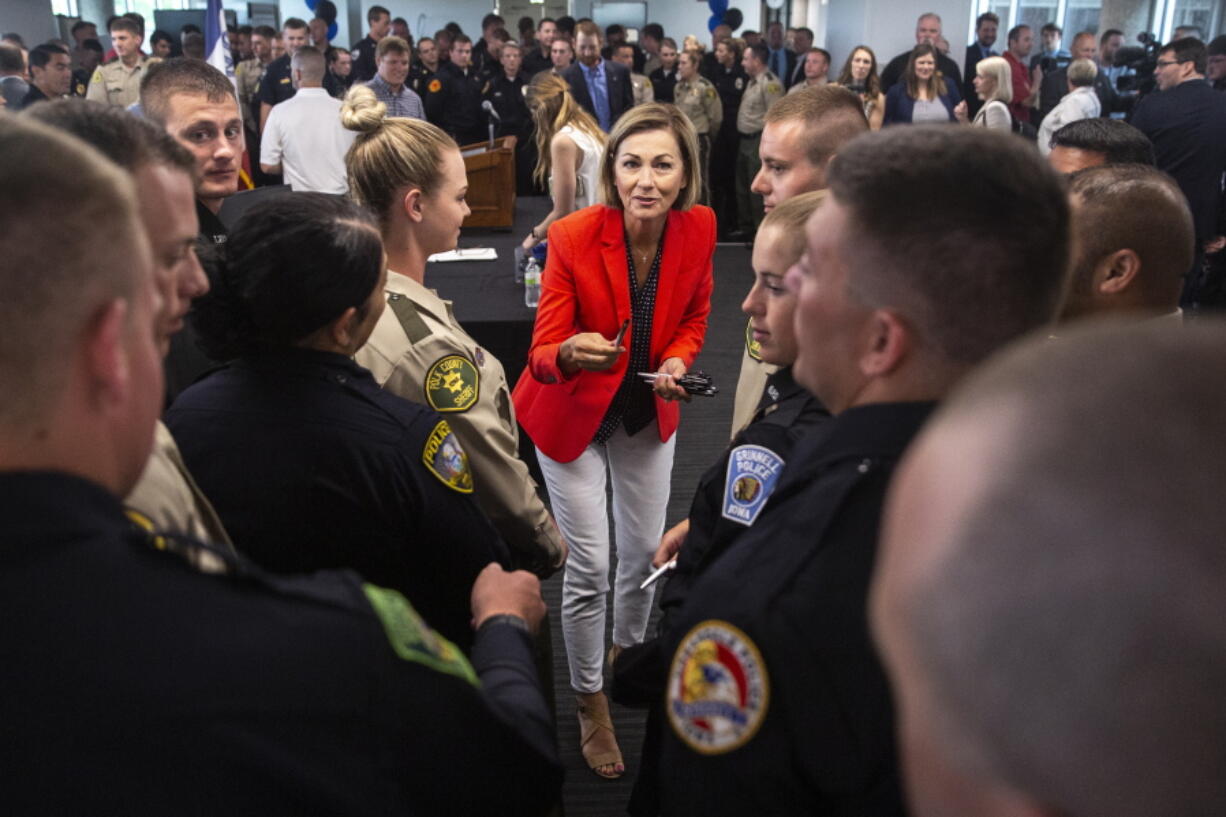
[1114,32,1160,95]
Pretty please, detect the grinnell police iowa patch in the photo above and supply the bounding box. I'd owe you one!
[744,318,762,361]
[721,444,784,526]
[422,420,474,493]
[668,620,769,755]
[425,354,479,412]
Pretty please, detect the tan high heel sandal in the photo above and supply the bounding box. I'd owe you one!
[576,691,625,779]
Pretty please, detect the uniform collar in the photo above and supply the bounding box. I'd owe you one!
[0,471,124,548]
[235,346,371,381]
[754,366,807,412]
[788,401,936,478]
[386,268,453,324]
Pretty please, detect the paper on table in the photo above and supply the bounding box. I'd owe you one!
[427,247,498,262]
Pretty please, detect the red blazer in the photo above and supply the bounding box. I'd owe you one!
[512,204,716,463]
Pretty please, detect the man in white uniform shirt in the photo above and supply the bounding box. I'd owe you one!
[260,46,355,193]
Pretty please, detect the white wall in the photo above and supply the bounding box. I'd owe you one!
[824,0,972,75]
[1,0,58,43]
[569,0,761,46]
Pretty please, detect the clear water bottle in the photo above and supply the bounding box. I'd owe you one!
[524,258,541,308]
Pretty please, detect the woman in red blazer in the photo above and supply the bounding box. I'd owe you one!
[512,104,715,780]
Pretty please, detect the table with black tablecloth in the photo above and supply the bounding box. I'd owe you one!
[429,195,552,481]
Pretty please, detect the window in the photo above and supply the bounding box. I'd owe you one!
[1160,0,1220,40]
[1065,0,1103,36]
[52,0,80,16]
[970,0,1106,53]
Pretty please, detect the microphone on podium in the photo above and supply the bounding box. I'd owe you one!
[481,100,502,122]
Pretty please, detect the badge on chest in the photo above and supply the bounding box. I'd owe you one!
[668,620,770,755]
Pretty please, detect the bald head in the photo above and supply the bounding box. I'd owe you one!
[873,321,1226,817]
[1063,164,1193,321]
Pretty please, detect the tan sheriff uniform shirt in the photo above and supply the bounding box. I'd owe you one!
[675,75,723,135]
[235,57,266,120]
[356,270,565,575]
[730,318,780,438]
[86,56,154,108]
[630,72,654,106]
[126,421,234,549]
[736,69,783,134]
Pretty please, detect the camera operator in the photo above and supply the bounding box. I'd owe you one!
[1208,35,1226,92]
[1131,36,1226,309]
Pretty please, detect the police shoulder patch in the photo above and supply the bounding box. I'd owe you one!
[721,444,784,526]
[90,68,103,83]
[706,86,716,99]
[422,419,474,493]
[428,78,442,93]
[363,584,479,685]
[735,77,744,90]
[767,81,782,94]
[668,619,770,755]
[744,317,762,361]
[425,354,479,412]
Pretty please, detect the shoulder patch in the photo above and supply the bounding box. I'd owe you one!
[387,292,431,344]
[428,78,442,93]
[744,317,762,361]
[766,82,782,95]
[481,80,490,95]
[363,584,478,685]
[668,619,770,755]
[90,68,103,83]
[735,77,744,90]
[425,354,479,412]
[422,419,474,493]
[706,86,716,99]
[721,444,784,526]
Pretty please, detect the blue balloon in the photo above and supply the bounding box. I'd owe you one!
[328,21,337,40]
[305,0,317,10]
[708,14,723,32]
[709,0,729,15]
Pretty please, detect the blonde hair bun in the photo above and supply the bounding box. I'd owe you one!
[341,85,387,134]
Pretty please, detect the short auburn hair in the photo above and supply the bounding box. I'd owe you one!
[599,103,702,211]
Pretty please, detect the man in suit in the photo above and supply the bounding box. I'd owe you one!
[787,27,815,88]
[561,21,633,131]
[964,12,998,117]
[881,13,962,94]
[764,21,797,89]
[1037,31,1118,124]
[1131,37,1226,306]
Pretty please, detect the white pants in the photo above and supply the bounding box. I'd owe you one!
[537,426,676,693]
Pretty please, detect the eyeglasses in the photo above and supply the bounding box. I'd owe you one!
[1155,59,1188,68]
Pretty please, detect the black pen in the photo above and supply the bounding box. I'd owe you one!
[613,318,630,348]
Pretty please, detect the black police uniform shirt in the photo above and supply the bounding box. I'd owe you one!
[350,34,378,83]
[0,471,561,816]
[650,66,678,103]
[522,48,552,78]
[165,347,510,650]
[257,54,343,109]
[408,60,435,97]
[660,366,829,621]
[655,402,934,816]
[485,71,530,136]
[19,82,49,109]
[426,61,486,144]
[710,63,748,137]
[71,67,90,97]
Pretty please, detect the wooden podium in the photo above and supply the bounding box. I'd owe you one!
[460,136,517,229]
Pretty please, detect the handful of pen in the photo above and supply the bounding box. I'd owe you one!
[636,370,718,397]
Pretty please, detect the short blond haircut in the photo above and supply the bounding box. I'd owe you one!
[341,84,457,230]
[0,115,144,426]
[599,103,702,211]
[1067,57,1098,87]
[759,190,827,263]
[975,55,1013,104]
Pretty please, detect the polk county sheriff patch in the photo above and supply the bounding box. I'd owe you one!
[422,420,474,493]
[721,444,784,526]
[744,318,762,361]
[668,620,769,755]
[425,354,479,411]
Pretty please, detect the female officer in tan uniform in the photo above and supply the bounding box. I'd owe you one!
[342,85,565,577]
[673,49,722,205]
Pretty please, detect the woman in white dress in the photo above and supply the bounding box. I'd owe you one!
[521,73,607,254]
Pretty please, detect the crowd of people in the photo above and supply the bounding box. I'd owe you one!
[2,4,1226,816]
